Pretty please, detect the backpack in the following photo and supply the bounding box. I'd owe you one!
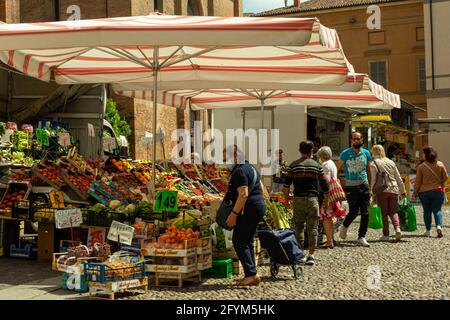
[372,159,389,194]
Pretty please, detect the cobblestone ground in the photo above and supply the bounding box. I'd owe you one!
[123,206,450,300]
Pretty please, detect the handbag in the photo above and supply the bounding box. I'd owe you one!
[397,197,417,232]
[216,165,257,231]
[423,162,445,193]
[372,159,389,194]
[328,177,346,203]
[368,205,383,229]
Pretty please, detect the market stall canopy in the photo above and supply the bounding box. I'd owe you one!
[113,74,400,110]
[0,14,355,89]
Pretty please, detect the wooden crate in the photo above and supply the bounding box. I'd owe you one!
[88,277,148,300]
[153,271,201,288]
[197,254,212,271]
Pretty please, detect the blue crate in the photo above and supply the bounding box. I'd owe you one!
[61,273,89,293]
[84,260,146,284]
[10,244,34,259]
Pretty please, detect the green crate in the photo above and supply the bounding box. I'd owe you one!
[203,258,233,279]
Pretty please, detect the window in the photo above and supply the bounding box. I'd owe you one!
[418,58,426,92]
[369,61,387,88]
[154,0,162,13]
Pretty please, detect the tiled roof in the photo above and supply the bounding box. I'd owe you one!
[252,0,407,17]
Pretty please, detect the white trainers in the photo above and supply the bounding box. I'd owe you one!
[380,236,390,241]
[357,237,370,247]
[395,229,402,242]
[339,226,348,240]
[424,230,431,237]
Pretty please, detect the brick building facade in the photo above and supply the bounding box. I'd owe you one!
[1,0,242,160]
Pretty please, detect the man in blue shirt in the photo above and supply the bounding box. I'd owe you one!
[337,131,372,247]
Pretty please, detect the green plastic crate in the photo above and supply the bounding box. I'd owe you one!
[203,258,233,279]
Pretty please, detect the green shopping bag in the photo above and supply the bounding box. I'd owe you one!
[397,197,417,232]
[368,205,383,229]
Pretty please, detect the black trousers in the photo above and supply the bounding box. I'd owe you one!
[232,198,265,277]
[343,183,371,238]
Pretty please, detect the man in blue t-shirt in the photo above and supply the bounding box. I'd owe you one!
[337,131,372,247]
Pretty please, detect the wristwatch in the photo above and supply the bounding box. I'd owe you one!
[232,210,240,215]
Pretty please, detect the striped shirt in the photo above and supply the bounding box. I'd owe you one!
[284,158,330,197]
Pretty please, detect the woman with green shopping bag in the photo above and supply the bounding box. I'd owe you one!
[370,145,406,242]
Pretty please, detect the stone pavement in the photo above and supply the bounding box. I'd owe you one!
[0,205,448,300]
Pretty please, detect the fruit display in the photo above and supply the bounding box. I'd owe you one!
[33,163,66,187]
[114,173,141,189]
[199,163,219,179]
[85,255,145,282]
[157,226,200,248]
[0,183,30,211]
[65,172,94,194]
[109,182,142,203]
[134,170,151,185]
[111,159,132,173]
[209,179,228,193]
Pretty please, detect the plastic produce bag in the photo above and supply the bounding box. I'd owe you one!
[398,197,417,232]
[368,205,383,229]
[210,223,233,252]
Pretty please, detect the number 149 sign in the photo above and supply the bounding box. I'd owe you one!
[153,190,178,213]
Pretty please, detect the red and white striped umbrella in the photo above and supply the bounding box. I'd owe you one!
[0,14,354,88]
[113,74,400,110]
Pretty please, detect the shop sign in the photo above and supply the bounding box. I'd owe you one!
[153,190,178,213]
[111,279,144,291]
[55,208,83,229]
[107,221,135,245]
[36,128,49,146]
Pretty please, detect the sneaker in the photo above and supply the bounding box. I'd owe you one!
[305,255,315,266]
[339,226,348,240]
[437,226,443,238]
[357,237,370,247]
[395,229,402,242]
[299,256,307,264]
[380,236,390,241]
[424,230,431,237]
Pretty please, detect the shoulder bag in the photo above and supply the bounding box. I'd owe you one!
[372,159,389,194]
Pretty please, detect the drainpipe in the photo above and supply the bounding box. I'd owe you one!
[430,0,435,90]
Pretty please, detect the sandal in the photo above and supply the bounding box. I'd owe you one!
[237,275,261,286]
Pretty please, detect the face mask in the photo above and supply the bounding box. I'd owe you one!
[352,143,363,149]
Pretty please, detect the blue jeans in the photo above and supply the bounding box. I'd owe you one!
[418,191,444,230]
[232,198,265,277]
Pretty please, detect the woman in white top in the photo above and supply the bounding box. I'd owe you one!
[317,146,347,248]
[370,145,406,242]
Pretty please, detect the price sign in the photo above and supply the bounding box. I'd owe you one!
[36,128,49,146]
[153,190,178,213]
[87,227,106,247]
[107,221,135,245]
[58,132,71,147]
[55,208,83,229]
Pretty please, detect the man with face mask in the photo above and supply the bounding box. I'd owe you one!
[337,131,372,247]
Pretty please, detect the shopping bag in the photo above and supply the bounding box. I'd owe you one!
[368,205,383,229]
[397,197,417,232]
[328,177,346,203]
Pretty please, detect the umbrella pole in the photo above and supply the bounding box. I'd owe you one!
[260,98,265,130]
[152,47,159,200]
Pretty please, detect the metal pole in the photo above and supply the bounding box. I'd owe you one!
[260,98,265,130]
[152,47,159,200]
